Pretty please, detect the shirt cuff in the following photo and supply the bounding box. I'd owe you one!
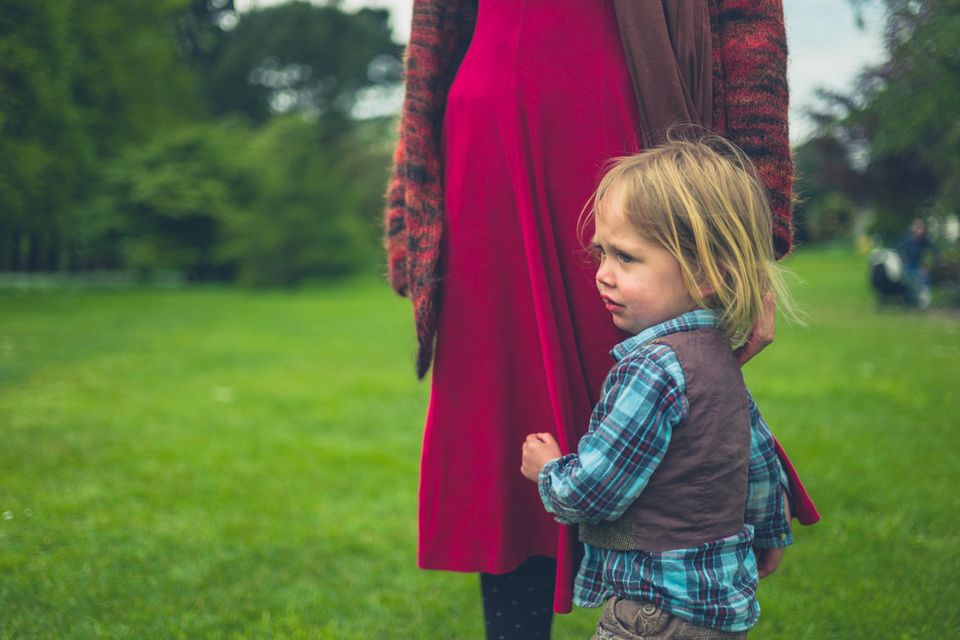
[538,455,577,525]
[754,519,793,548]
[753,489,794,548]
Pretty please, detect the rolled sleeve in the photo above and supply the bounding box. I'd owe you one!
[538,455,579,525]
[745,393,793,548]
[536,354,686,525]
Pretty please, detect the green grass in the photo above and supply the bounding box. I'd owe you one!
[1,249,958,639]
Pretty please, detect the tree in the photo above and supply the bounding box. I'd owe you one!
[809,0,960,240]
[0,0,205,271]
[0,0,401,280]
[176,0,238,63]
[793,135,863,244]
[218,116,392,286]
[89,119,255,279]
[0,2,88,270]
[202,1,402,123]
[90,115,393,285]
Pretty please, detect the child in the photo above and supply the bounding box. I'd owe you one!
[521,137,799,639]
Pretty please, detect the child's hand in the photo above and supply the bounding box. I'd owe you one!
[755,546,785,578]
[521,433,562,482]
[756,488,791,578]
[735,292,775,365]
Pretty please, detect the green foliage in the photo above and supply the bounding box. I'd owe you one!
[794,136,865,245]
[0,0,204,271]
[68,0,204,156]
[176,0,239,63]
[801,192,859,244]
[1,0,399,282]
[849,0,960,160]
[88,116,393,284]
[219,116,392,286]
[810,0,960,241]
[0,1,90,268]
[1,251,959,637]
[89,119,255,279]
[204,1,402,123]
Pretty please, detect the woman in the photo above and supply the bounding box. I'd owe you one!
[384,1,819,637]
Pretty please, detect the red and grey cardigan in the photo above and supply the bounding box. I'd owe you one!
[385,0,794,379]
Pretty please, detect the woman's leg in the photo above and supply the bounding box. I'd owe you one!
[480,556,556,639]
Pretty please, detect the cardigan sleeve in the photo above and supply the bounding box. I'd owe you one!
[381,0,479,376]
[713,0,794,258]
[384,135,409,296]
[382,0,478,303]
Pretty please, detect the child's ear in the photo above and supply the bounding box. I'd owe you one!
[690,264,716,299]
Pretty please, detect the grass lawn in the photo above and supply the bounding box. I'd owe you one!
[1,249,958,639]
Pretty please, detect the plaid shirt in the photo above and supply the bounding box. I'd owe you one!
[538,310,792,632]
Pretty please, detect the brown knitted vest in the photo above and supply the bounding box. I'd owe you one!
[579,328,750,552]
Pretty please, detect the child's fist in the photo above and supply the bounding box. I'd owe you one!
[521,433,562,482]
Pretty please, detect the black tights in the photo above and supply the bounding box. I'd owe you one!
[480,556,556,640]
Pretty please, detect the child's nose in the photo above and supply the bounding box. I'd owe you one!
[596,263,614,288]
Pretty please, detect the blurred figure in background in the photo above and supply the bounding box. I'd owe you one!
[898,218,938,308]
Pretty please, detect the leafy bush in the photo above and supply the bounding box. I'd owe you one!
[219,116,391,286]
[801,191,858,244]
[90,115,392,285]
[88,119,253,280]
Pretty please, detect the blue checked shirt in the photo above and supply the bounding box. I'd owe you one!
[538,310,792,632]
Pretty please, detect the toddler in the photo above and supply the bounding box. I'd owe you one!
[521,137,799,639]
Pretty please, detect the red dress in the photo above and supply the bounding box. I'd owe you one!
[422,0,638,612]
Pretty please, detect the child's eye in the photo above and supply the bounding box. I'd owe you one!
[617,252,635,264]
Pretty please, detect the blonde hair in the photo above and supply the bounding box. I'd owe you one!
[581,134,800,347]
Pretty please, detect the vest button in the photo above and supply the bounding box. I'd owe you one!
[641,603,657,615]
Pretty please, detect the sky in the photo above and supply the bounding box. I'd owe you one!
[235,0,887,143]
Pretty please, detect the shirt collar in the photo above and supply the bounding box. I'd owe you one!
[612,309,719,361]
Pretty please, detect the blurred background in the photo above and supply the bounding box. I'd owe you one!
[1,1,958,638]
[0,0,957,291]
[1,0,403,287]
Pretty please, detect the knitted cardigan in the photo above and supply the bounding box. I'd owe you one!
[385,0,794,378]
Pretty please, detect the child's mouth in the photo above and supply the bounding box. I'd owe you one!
[601,295,624,311]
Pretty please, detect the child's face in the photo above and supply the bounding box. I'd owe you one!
[592,203,698,335]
